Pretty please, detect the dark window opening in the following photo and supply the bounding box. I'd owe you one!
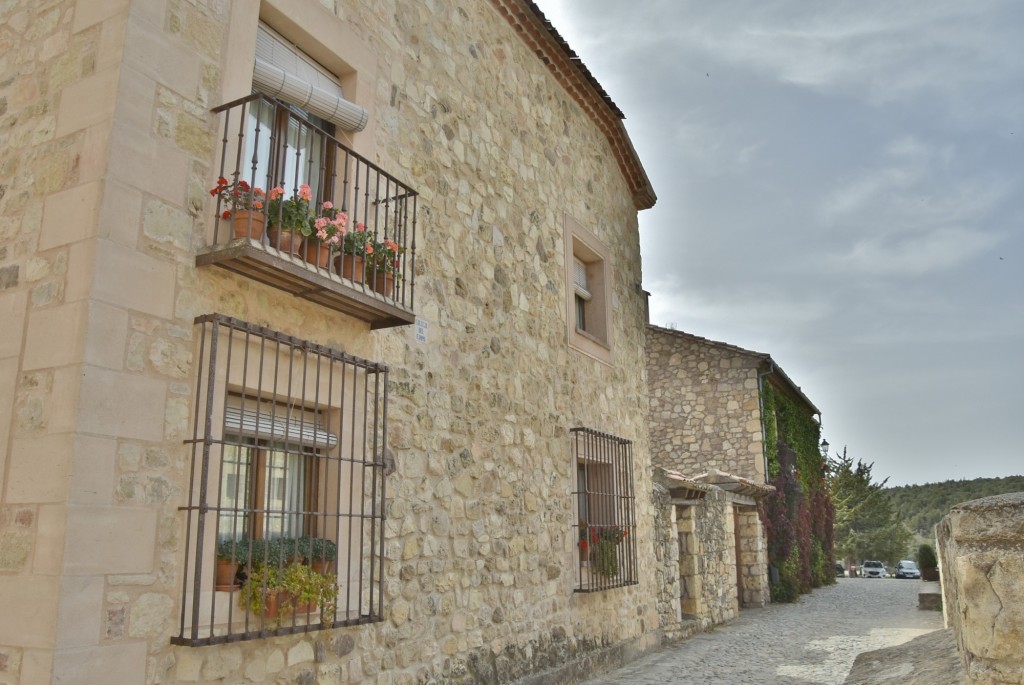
[572,427,638,592]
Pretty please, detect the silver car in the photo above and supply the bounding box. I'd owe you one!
[895,560,921,579]
[862,560,886,578]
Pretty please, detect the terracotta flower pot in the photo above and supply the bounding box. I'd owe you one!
[373,272,395,298]
[291,598,318,615]
[267,227,302,256]
[335,254,365,284]
[303,241,332,269]
[215,559,240,590]
[257,590,280,619]
[230,210,266,241]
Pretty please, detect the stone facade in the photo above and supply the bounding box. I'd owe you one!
[645,325,809,629]
[672,489,770,629]
[646,326,770,483]
[936,492,1024,685]
[0,1,664,683]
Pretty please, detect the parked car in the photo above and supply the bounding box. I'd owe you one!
[862,560,886,578]
[895,560,921,579]
[835,562,845,577]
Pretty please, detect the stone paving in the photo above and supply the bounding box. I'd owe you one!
[582,578,943,685]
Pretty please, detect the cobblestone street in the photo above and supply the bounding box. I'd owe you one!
[583,579,943,685]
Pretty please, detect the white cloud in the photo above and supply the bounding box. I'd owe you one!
[537,0,1024,485]
[816,135,1010,271]
[647,275,832,332]
[826,226,1000,277]
[668,1,1020,107]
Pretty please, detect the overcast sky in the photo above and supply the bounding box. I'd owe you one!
[534,0,1023,487]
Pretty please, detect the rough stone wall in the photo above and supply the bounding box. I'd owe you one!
[936,492,1024,685]
[645,326,765,482]
[651,483,682,639]
[735,507,768,608]
[1,0,660,683]
[676,505,699,618]
[693,491,739,627]
[676,490,739,629]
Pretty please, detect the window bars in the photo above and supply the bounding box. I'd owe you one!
[571,427,638,592]
[209,92,417,313]
[174,314,389,646]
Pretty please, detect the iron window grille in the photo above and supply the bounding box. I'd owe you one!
[174,313,388,646]
[572,427,638,592]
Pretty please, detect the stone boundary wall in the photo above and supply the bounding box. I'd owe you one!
[676,489,739,629]
[936,492,1024,685]
[651,482,683,639]
[693,490,739,627]
[735,507,768,608]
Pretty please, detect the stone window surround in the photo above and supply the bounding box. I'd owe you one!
[219,0,379,158]
[563,214,614,365]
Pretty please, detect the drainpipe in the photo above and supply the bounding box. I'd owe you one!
[756,361,775,484]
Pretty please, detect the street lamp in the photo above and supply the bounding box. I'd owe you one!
[820,438,830,458]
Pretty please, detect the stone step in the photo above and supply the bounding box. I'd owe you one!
[918,581,942,611]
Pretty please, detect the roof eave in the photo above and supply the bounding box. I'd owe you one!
[492,0,657,210]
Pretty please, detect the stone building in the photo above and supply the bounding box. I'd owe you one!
[646,325,820,624]
[0,1,674,683]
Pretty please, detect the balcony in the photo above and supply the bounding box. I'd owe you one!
[199,93,418,329]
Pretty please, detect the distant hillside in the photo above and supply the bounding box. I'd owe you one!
[886,475,1024,537]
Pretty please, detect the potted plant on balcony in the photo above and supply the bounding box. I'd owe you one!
[591,525,628,578]
[215,538,250,590]
[239,563,285,620]
[335,224,372,284]
[209,177,266,240]
[578,520,592,562]
[303,201,347,269]
[266,184,314,256]
[295,536,338,574]
[365,237,404,297]
[240,561,337,622]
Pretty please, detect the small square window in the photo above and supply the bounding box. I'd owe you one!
[564,216,613,363]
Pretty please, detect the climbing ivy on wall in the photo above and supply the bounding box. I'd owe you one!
[759,381,835,602]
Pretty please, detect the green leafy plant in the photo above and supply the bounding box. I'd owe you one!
[341,225,372,257]
[216,538,250,563]
[586,525,628,578]
[267,184,314,235]
[238,564,284,617]
[239,561,337,622]
[918,543,938,571]
[366,237,405,279]
[294,536,338,564]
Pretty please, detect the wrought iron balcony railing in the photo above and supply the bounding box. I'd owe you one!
[199,92,418,329]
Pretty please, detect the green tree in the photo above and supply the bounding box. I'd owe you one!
[829,448,911,565]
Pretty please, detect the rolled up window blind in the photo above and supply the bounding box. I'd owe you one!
[573,258,592,301]
[224,404,338,449]
[253,23,368,132]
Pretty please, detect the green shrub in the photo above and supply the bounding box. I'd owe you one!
[918,543,938,570]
